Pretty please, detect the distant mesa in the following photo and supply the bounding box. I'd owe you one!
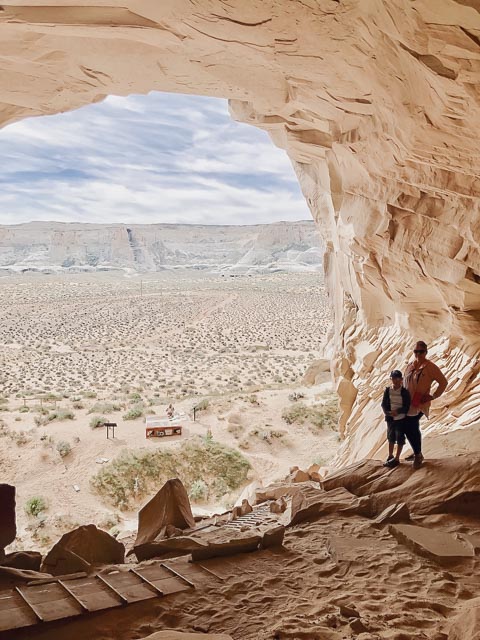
[0,221,323,275]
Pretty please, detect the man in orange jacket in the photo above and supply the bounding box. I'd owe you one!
[403,340,448,469]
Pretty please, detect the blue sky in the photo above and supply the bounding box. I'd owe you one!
[0,92,310,226]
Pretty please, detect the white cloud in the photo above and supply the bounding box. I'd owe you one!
[0,92,310,226]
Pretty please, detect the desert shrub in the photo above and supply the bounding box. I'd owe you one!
[45,408,75,422]
[25,496,47,517]
[88,402,121,414]
[89,415,106,429]
[195,398,210,412]
[308,396,339,431]
[91,436,250,510]
[41,392,62,402]
[56,440,72,457]
[13,431,29,445]
[72,400,84,410]
[282,396,339,431]
[123,405,144,420]
[282,402,309,425]
[189,479,208,502]
[19,406,30,413]
[82,390,97,398]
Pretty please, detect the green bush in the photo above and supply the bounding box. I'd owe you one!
[91,436,250,510]
[282,396,339,431]
[25,496,47,517]
[282,402,309,425]
[189,479,208,502]
[195,398,210,412]
[123,405,144,420]
[56,440,72,457]
[46,408,75,422]
[19,406,30,413]
[89,415,106,429]
[88,402,121,414]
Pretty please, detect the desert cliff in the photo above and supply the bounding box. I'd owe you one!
[0,1,479,462]
[0,221,323,274]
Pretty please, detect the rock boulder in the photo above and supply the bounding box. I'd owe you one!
[41,524,125,575]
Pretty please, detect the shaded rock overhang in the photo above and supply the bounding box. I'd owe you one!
[1,0,479,463]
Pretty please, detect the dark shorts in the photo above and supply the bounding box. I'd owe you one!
[387,418,407,446]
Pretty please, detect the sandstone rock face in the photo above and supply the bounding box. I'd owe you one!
[1,1,479,462]
[0,221,323,275]
[0,485,16,554]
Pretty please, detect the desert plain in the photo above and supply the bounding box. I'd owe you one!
[0,270,336,551]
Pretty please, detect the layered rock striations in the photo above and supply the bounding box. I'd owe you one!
[1,1,479,462]
[0,221,323,274]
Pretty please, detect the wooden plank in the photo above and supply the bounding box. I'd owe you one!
[15,587,44,622]
[20,584,82,622]
[161,563,195,588]
[99,572,155,603]
[96,573,128,605]
[58,580,89,612]
[130,568,164,596]
[0,591,37,633]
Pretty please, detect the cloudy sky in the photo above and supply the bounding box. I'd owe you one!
[0,92,310,226]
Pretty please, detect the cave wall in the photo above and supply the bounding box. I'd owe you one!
[1,0,479,463]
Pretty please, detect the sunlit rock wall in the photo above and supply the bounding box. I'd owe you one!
[1,0,479,464]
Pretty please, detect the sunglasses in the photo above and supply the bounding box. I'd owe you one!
[413,349,426,354]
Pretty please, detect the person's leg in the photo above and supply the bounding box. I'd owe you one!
[384,422,395,466]
[404,415,423,468]
[394,421,406,461]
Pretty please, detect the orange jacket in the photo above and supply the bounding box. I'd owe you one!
[403,359,448,417]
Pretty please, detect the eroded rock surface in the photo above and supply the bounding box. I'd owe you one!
[1,1,479,463]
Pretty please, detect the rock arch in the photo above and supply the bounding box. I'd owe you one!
[1,1,479,462]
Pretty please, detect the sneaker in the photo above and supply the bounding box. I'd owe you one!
[412,454,424,470]
[383,455,394,467]
[386,458,400,468]
[404,453,415,462]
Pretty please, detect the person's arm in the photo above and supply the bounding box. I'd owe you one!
[400,388,411,415]
[381,388,390,415]
[431,363,448,399]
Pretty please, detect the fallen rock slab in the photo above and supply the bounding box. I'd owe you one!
[135,536,207,562]
[389,524,475,565]
[289,486,371,526]
[191,535,261,562]
[135,479,195,550]
[42,524,125,575]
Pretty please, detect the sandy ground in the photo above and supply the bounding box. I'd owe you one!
[12,455,480,640]
[0,271,336,552]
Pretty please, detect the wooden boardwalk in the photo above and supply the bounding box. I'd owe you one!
[0,561,200,634]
